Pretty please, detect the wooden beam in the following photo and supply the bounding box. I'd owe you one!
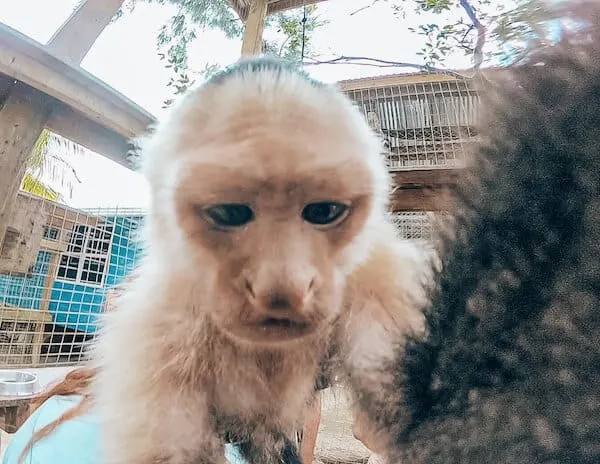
[46,103,136,168]
[0,74,15,108]
[0,0,137,250]
[40,239,67,253]
[0,24,156,141]
[388,168,464,211]
[338,73,463,92]
[337,67,502,92]
[267,0,330,14]
[46,0,125,67]
[0,307,52,324]
[33,251,60,365]
[0,84,54,252]
[241,0,269,56]
[391,168,463,188]
[230,1,331,19]
[390,186,454,212]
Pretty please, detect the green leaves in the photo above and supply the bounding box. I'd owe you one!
[121,0,242,86]
[21,173,60,202]
[116,1,327,108]
[391,0,559,69]
[162,62,221,109]
[263,5,328,62]
[22,129,83,202]
[415,0,453,14]
[489,0,561,64]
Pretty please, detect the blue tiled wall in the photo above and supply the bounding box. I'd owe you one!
[0,215,144,335]
[0,251,51,311]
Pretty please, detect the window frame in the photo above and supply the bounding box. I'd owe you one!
[55,222,114,288]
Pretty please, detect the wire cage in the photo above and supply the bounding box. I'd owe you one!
[0,192,145,367]
[389,211,440,241]
[0,73,469,370]
[341,72,480,171]
[0,197,441,368]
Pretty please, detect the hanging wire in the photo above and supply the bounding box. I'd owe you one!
[300,3,308,62]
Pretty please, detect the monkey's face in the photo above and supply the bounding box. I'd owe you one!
[157,75,388,348]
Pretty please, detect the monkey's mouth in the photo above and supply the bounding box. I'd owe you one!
[228,316,314,344]
[260,317,306,330]
[255,317,313,339]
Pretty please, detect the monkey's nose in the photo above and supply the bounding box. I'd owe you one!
[266,292,296,311]
[245,277,316,315]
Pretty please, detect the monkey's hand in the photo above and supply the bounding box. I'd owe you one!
[343,309,414,462]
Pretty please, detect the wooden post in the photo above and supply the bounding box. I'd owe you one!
[241,0,269,56]
[0,86,54,253]
[0,0,125,249]
[47,0,125,66]
[31,251,61,365]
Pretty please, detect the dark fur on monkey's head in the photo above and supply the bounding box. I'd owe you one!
[391,1,600,462]
[206,57,325,90]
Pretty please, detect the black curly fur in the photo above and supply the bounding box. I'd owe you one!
[390,2,600,462]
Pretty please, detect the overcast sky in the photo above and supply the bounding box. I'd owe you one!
[1,0,479,210]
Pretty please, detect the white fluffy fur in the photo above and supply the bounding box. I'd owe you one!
[91,60,434,464]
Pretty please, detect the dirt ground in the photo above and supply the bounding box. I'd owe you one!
[315,386,371,464]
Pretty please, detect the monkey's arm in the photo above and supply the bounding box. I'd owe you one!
[341,235,437,459]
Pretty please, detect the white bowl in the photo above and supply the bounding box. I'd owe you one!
[0,370,42,397]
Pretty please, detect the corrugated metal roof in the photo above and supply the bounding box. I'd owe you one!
[336,67,503,91]
[337,71,466,92]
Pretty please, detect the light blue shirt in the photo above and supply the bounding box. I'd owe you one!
[3,395,246,464]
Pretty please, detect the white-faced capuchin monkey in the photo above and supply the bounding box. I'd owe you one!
[383,1,600,463]
[91,58,436,463]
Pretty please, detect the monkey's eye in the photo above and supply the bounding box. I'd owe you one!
[302,202,349,227]
[201,204,255,228]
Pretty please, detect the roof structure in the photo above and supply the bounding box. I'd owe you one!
[336,66,506,91]
[0,23,156,168]
[230,0,330,19]
[337,71,463,91]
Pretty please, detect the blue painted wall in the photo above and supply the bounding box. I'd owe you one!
[0,251,51,311]
[0,215,144,335]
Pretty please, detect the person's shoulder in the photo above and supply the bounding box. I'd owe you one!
[3,395,98,464]
[3,396,61,464]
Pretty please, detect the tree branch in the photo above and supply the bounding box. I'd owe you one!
[459,0,486,69]
[349,0,381,16]
[278,35,292,56]
[302,55,466,77]
[42,153,83,184]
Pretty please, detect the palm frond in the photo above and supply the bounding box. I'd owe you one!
[25,129,84,201]
[20,173,61,202]
[28,129,52,172]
